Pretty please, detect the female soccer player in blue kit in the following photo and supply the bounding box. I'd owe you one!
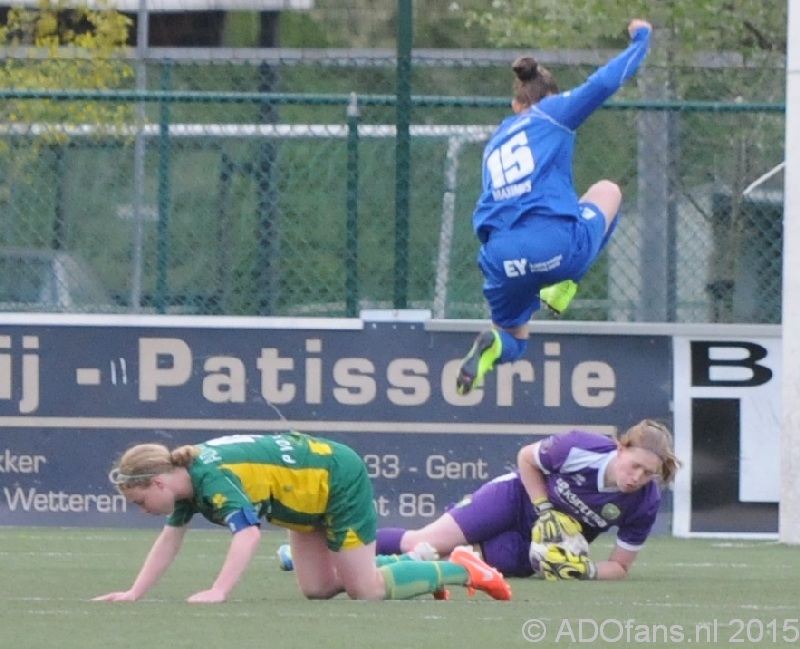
[457,18,653,395]
[93,431,511,603]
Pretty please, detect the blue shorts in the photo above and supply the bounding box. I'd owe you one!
[477,202,608,329]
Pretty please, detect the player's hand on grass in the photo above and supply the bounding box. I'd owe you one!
[92,590,140,602]
[187,587,229,603]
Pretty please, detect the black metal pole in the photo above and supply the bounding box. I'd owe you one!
[394,0,412,309]
[346,93,360,317]
[256,11,281,315]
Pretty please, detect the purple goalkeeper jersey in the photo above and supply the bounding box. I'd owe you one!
[448,430,661,577]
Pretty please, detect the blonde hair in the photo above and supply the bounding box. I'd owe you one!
[511,56,559,108]
[618,419,682,484]
[109,443,199,492]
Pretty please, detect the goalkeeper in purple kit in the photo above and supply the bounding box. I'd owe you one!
[457,18,654,395]
[377,420,681,581]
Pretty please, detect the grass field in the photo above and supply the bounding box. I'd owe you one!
[2,527,799,649]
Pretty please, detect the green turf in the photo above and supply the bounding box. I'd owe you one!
[1,527,799,649]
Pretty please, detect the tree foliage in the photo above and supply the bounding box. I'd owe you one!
[0,0,133,139]
[462,0,787,325]
[463,0,786,55]
[286,0,489,48]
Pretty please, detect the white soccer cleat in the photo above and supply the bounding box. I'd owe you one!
[410,541,439,561]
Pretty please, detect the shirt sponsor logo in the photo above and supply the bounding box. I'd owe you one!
[554,476,608,529]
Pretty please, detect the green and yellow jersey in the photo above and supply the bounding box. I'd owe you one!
[167,431,376,550]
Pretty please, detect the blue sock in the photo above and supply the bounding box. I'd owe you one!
[497,330,528,364]
[598,211,621,255]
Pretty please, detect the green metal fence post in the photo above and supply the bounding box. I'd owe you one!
[155,64,172,314]
[346,92,360,317]
[394,0,412,309]
[51,145,66,251]
[216,152,235,314]
[256,61,280,316]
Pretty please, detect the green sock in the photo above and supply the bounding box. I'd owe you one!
[375,552,421,567]
[379,561,468,600]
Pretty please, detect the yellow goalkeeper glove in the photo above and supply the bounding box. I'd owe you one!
[539,545,598,581]
[531,497,583,544]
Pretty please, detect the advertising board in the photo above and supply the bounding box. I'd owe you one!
[0,314,672,529]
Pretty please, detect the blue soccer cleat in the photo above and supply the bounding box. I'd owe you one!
[277,543,294,571]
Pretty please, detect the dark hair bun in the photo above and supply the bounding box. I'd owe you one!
[512,56,538,81]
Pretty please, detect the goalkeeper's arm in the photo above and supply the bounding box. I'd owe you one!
[593,544,639,580]
[517,442,577,543]
[516,441,550,509]
[539,544,639,581]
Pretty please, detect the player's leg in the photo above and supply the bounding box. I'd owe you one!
[456,232,538,395]
[479,529,537,578]
[456,322,529,396]
[326,504,472,601]
[540,180,622,314]
[331,542,387,600]
[581,179,622,234]
[325,446,511,600]
[379,472,523,560]
[385,512,469,555]
[290,529,344,599]
[278,537,438,573]
[323,445,388,600]
[332,541,512,601]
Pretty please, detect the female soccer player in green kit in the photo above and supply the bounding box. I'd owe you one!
[93,431,511,603]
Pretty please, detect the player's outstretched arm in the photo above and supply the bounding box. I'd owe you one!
[628,18,652,38]
[594,544,638,580]
[186,524,261,603]
[93,524,188,602]
[545,18,652,130]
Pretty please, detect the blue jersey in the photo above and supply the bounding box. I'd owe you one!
[472,26,652,243]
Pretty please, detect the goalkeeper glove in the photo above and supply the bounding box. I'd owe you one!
[539,545,597,581]
[531,497,582,544]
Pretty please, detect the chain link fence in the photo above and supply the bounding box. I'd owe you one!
[0,51,785,322]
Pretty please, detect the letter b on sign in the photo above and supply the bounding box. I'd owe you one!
[690,341,772,387]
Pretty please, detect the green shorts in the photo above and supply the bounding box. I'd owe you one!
[324,442,377,551]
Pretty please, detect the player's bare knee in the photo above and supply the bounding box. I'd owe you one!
[584,179,622,207]
[346,583,385,601]
[399,528,430,552]
[301,584,340,599]
[593,178,620,195]
[401,531,441,555]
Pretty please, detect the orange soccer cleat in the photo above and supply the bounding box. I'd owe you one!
[449,546,512,601]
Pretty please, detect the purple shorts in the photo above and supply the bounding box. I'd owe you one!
[447,472,537,577]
